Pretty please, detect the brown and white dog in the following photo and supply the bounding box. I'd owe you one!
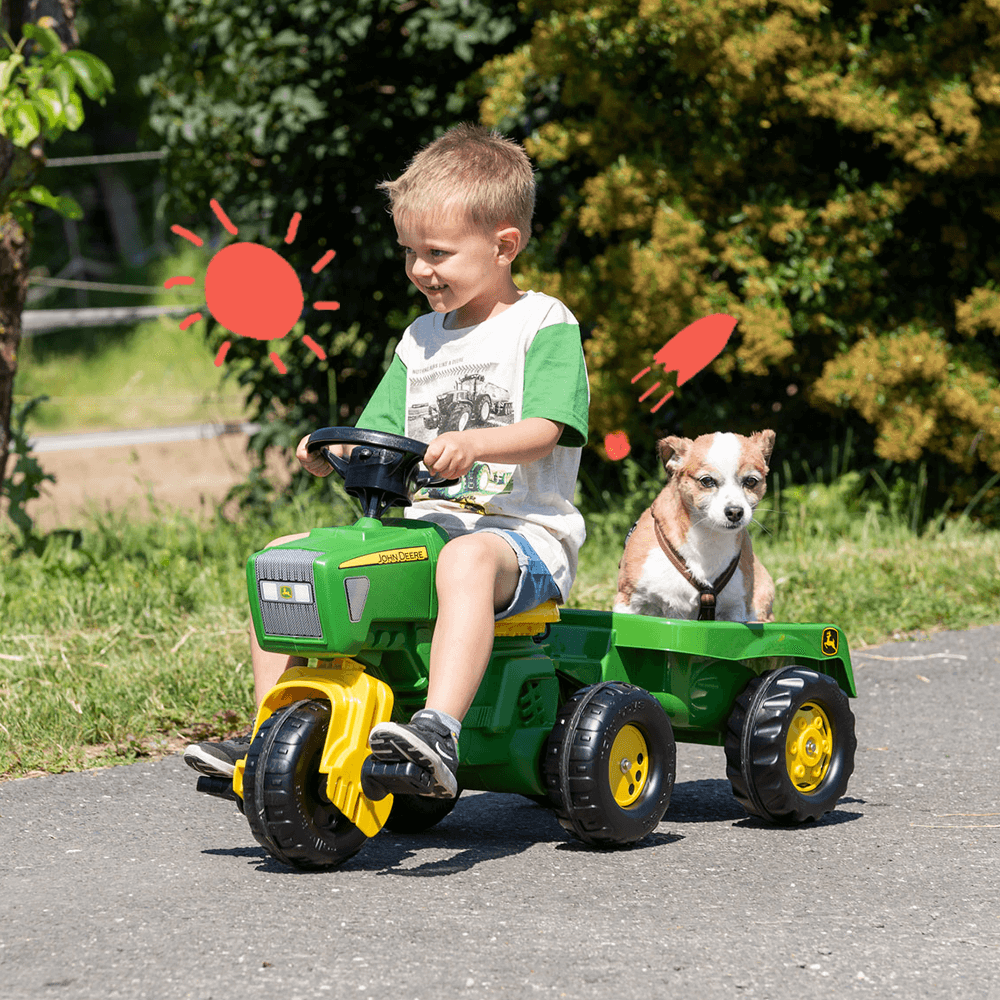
[614,431,775,623]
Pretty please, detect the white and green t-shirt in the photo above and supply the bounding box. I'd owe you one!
[358,290,589,601]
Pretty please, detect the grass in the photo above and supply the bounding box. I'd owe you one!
[2,472,999,778]
[17,246,246,434]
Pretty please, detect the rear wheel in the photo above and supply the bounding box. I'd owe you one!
[242,699,367,870]
[543,682,675,846]
[725,666,857,824]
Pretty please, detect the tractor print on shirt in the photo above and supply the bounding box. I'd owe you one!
[421,372,514,433]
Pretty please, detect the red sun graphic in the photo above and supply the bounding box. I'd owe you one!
[166,199,340,374]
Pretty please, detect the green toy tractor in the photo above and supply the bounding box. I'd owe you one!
[196,427,858,870]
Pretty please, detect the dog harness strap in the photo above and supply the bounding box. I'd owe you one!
[653,521,741,621]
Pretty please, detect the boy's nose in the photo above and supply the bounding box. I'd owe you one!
[410,257,433,279]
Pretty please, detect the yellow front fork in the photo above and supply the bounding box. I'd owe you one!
[232,658,395,838]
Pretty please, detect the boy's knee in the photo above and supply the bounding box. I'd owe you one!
[436,533,518,590]
[264,531,311,549]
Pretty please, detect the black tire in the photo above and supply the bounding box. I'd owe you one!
[543,682,676,847]
[476,397,491,424]
[383,790,461,834]
[242,699,368,870]
[725,665,857,824]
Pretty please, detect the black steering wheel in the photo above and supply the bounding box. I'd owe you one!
[306,426,459,519]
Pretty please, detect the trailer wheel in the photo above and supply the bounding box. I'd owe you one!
[242,699,367,870]
[543,682,675,846]
[725,665,857,824]
[383,790,461,834]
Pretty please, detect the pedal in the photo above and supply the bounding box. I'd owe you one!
[360,757,434,800]
[196,774,239,802]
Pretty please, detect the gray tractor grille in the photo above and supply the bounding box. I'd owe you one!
[255,548,323,638]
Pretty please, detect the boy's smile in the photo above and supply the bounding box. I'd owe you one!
[396,207,523,329]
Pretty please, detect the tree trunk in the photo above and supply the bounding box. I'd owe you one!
[0,0,78,508]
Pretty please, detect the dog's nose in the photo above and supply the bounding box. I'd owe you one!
[724,505,744,524]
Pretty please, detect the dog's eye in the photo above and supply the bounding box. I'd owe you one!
[743,476,759,489]
[698,476,716,488]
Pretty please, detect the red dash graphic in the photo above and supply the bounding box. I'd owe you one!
[210,198,238,236]
[215,341,231,367]
[179,311,203,331]
[285,212,302,244]
[269,352,287,375]
[312,250,336,274]
[302,335,326,360]
[164,276,195,289]
[314,300,340,311]
[170,225,203,248]
[637,382,661,404]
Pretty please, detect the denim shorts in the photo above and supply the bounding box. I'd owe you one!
[477,528,562,621]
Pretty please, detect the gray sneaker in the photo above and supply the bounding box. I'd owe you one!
[368,710,459,798]
[183,732,252,778]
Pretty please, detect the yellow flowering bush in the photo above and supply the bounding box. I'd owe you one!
[479,0,1000,511]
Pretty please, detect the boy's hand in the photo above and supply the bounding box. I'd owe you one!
[296,433,339,477]
[423,431,478,480]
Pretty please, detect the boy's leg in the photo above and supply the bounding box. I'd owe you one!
[184,532,310,776]
[426,531,520,719]
[367,532,520,797]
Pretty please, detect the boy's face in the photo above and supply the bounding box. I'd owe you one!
[395,206,520,328]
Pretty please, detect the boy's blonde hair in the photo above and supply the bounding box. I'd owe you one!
[378,123,535,241]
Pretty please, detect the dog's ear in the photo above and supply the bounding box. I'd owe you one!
[750,429,776,465]
[657,436,690,479]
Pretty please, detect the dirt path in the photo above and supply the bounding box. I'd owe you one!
[11,432,292,532]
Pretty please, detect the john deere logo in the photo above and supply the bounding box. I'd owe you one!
[340,546,429,569]
[821,628,839,656]
[280,585,293,600]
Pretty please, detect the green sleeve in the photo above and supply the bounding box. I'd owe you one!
[522,322,590,447]
[357,353,407,435]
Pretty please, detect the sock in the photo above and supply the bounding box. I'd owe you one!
[414,708,462,741]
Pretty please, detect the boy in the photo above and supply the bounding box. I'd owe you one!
[184,123,589,798]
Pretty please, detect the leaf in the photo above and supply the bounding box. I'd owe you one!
[62,90,83,131]
[25,185,83,219]
[49,62,74,106]
[9,102,40,146]
[0,53,24,93]
[31,87,63,128]
[21,22,64,56]
[64,50,114,101]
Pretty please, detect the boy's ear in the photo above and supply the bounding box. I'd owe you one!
[495,225,523,264]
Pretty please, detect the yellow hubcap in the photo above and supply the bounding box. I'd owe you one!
[785,702,833,793]
[609,724,649,807]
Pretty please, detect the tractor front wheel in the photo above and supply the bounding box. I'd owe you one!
[725,665,857,824]
[242,699,368,870]
[543,682,675,846]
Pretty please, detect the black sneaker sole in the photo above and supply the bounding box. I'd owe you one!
[368,724,458,798]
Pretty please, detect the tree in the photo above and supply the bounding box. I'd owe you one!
[141,0,529,493]
[0,0,112,530]
[479,0,1000,516]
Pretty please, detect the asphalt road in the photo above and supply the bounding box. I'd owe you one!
[2,626,998,1000]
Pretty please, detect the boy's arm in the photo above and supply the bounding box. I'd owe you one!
[295,354,408,476]
[423,418,563,480]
